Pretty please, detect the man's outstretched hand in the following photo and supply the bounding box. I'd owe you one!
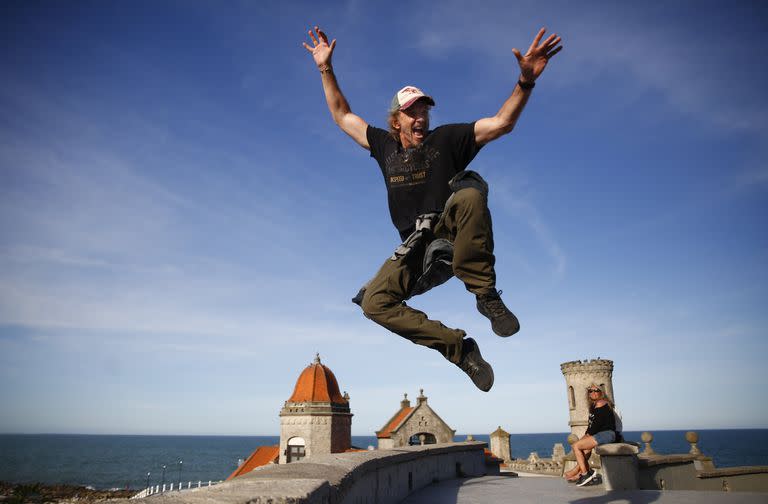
[513,28,563,83]
[303,26,336,70]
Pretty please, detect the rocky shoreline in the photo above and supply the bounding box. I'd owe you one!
[0,482,134,503]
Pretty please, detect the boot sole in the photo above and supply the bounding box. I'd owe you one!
[478,308,520,337]
[465,340,494,392]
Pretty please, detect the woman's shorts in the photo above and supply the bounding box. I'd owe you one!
[592,430,616,445]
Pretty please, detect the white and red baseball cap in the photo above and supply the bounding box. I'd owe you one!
[390,85,435,112]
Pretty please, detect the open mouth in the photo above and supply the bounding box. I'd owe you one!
[412,126,425,138]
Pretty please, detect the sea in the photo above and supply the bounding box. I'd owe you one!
[1,430,767,491]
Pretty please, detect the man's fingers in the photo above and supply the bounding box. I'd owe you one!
[317,27,329,45]
[330,39,337,52]
[529,27,546,53]
[546,36,562,50]
[512,48,523,62]
[546,45,563,59]
[308,29,319,46]
[540,33,557,49]
[302,42,314,53]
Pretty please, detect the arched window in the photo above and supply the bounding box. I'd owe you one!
[408,432,437,446]
[287,437,306,463]
[568,386,575,410]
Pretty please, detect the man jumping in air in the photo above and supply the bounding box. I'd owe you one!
[303,26,562,392]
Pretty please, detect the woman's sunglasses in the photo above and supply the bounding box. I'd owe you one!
[588,389,601,393]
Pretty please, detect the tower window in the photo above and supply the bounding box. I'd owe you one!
[287,437,306,463]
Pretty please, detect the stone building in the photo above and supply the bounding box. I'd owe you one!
[560,358,616,437]
[376,389,454,450]
[279,354,353,464]
[490,426,512,465]
[227,354,353,479]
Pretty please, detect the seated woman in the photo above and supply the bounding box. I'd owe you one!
[563,384,617,486]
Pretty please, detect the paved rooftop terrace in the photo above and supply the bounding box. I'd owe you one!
[401,474,768,504]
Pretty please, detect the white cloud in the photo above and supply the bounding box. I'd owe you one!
[732,165,768,191]
[403,1,767,136]
[487,170,567,279]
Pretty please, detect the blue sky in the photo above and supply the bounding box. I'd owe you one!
[1,0,766,436]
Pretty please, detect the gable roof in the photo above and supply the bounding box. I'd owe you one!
[411,402,454,436]
[226,446,279,480]
[376,406,414,439]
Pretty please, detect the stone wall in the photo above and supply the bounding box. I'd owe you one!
[125,442,487,504]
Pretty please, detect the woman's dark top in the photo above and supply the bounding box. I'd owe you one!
[586,403,616,435]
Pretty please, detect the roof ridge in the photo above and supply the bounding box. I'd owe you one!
[376,406,414,438]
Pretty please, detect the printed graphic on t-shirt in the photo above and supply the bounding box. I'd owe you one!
[383,145,441,188]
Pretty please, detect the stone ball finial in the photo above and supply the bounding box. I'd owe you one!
[567,434,578,446]
[641,432,655,455]
[466,434,475,441]
[686,431,701,455]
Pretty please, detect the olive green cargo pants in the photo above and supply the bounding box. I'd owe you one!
[360,187,496,364]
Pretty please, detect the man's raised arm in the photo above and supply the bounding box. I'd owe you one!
[303,26,369,150]
[474,28,563,146]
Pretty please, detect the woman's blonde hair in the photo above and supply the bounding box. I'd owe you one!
[587,383,614,409]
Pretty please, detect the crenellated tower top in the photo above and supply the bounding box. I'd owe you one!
[560,358,614,375]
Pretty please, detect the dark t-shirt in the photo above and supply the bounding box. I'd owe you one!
[586,404,617,435]
[367,123,482,240]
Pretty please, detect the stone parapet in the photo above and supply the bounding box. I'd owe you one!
[596,443,639,456]
[126,442,487,504]
[698,466,768,478]
[638,453,701,467]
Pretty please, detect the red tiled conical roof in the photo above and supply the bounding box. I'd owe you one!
[287,354,347,404]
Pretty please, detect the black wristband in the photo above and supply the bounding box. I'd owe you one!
[518,79,535,90]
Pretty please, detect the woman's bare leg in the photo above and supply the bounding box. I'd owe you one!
[573,436,598,474]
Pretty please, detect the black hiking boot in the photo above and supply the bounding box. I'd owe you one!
[476,289,520,337]
[456,337,494,392]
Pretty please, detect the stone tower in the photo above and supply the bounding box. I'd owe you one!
[279,354,352,464]
[489,426,512,464]
[560,359,615,437]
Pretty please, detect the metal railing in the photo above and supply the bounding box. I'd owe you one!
[131,480,223,499]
